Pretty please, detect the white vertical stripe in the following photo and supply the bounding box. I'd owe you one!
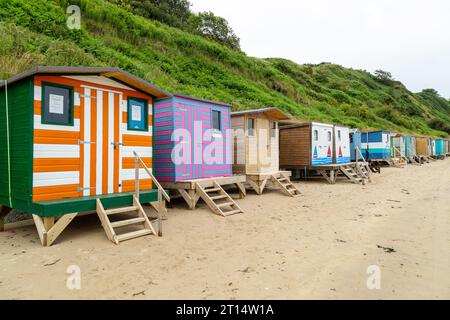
[108,92,115,194]
[34,86,42,101]
[74,92,81,106]
[83,88,91,196]
[96,90,103,195]
[118,94,123,193]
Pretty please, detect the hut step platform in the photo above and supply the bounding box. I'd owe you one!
[96,196,157,245]
[160,175,246,216]
[294,163,371,185]
[196,182,244,216]
[245,171,300,196]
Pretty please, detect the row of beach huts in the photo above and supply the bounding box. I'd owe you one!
[0,67,449,246]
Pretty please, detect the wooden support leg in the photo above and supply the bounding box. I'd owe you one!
[0,211,5,232]
[178,189,200,210]
[247,178,261,195]
[235,182,247,198]
[330,169,337,184]
[43,217,55,232]
[33,214,77,247]
[319,170,332,184]
[0,206,11,232]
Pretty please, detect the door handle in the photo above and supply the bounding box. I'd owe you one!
[78,140,95,145]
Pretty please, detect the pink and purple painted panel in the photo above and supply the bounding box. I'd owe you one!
[153,95,232,182]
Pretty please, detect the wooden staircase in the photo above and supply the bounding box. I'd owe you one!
[196,181,244,216]
[355,162,372,184]
[96,196,157,244]
[271,173,301,197]
[95,152,170,244]
[340,165,364,184]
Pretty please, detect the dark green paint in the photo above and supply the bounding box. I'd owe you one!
[0,77,34,210]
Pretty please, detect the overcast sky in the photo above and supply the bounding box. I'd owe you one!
[191,0,450,98]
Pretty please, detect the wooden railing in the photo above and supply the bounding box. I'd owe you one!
[133,151,170,203]
[355,146,367,164]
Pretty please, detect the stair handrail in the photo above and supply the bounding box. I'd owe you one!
[355,146,368,164]
[133,151,170,202]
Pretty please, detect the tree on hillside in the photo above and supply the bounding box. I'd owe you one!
[373,69,394,85]
[110,0,192,29]
[189,11,241,50]
[421,88,439,96]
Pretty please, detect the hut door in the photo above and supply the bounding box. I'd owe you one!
[256,117,271,172]
[80,87,122,196]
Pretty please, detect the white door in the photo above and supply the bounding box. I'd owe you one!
[81,87,122,196]
[312,124,333,166]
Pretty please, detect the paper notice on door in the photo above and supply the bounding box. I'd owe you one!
[131,105,142,121]
[49,94,64,114]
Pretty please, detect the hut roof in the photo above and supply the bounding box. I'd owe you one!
[231,107,290,120]
[173,93,232,108]
[0,66,172,99]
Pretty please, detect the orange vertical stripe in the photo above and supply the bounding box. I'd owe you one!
[90,90,97,196]
[102,92,109,194]
[114,93,120,193]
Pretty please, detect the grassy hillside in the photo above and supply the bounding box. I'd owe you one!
[0,0,449,137]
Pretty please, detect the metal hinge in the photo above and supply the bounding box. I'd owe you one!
[77,187,95,192]
[111,142,124,146]
[78,140,96,145]
[78,94,96,99]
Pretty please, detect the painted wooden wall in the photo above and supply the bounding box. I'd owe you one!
[231,113,280,175]
[32,75,153,202]
[361,131,392,159]
[333,126,351,164]
[153,95,232,182]
[350,129,362,161]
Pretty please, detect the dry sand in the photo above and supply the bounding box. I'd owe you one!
[0,159,449,300]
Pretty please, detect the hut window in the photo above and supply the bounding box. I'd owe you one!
[212,110,221,131]
[338,130,341,141]
[313,130,319,141]
[247,118,255,136]
[42,83,73,125]
[127,97,148,131]
[327,131,332,142]
[270,122,277,137]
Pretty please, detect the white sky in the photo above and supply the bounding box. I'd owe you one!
[191,0,450,98]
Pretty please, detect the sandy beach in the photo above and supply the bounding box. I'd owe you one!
[0,159,449,300]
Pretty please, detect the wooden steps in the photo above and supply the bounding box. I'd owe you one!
[196,182,244,216]
[271,173,301,197]
[96,196,157,244]
[340,165,364,184]
[340,162,372,185]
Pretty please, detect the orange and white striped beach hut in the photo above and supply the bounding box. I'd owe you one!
[0,67,171,245]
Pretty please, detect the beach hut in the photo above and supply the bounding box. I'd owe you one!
[0,66,171,246]
[279,122,365,184]
[361,131,392,161]
[231,108,300,196]
[392,134,406,159]
[416,136,432,160]
[446,140,450,156]
[349,128,362,161]
[435,139,445,158]
[153,94,246,216]
[404,135,418,162]
[431,139,436,157]
[333,125,351,164]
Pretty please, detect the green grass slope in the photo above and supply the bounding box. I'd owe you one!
[0,0,449,137]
